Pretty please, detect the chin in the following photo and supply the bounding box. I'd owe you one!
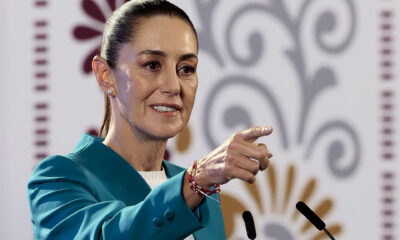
[151,131,179,140]
[147,124,185,140]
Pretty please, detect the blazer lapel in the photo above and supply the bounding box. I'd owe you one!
[70,134,151,205]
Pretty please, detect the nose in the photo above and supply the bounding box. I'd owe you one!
[159,66,180,96]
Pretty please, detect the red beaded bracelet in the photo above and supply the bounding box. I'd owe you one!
[189,161,220,198]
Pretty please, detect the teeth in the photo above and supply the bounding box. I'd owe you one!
[152,105,177,112]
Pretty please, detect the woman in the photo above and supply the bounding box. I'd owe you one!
[27,0,273,239]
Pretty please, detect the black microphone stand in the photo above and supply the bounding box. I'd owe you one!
[296,201,336,240]
[324,228,335,240]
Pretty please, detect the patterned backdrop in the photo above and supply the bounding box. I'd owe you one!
[0,0,399,239]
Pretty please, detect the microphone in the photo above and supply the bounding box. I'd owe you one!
[242,211,256,239]
[296,201,335,240]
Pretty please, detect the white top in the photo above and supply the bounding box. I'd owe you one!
[138,168,168,189]
[138,168,195,240]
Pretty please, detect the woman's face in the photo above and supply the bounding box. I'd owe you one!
[114,15,198,140]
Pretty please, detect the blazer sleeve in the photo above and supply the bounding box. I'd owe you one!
[28,155,205,240]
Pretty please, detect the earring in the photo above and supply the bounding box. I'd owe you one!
[107,89,113,96]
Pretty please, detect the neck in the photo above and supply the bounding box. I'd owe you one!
[102,114,167,172]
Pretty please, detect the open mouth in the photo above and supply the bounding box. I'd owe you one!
[150,104,181,113]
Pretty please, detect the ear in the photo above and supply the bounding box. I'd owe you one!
[92,55,117,94]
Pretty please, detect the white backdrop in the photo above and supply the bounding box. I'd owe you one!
[1,0,399,239]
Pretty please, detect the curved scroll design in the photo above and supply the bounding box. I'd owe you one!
[294,0,357,144]
[203,75,289,149]
[194,0,224,66]
[298,0,357,53]
[225,3,274,67]
[305,121,360,178]
[198,0,360,178]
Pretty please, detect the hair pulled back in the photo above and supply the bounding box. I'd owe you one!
[98,0,198,138]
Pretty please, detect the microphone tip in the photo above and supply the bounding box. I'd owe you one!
[242,210,256,239]
[296,201,326,231]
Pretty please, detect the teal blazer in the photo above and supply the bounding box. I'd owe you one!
[28,134,226,240]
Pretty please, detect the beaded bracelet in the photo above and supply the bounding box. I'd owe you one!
[189,161,220,203]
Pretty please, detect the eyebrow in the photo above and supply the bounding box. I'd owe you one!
[137,50,198,61]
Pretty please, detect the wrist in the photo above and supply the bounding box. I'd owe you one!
[182,171,204,210]
[193,172,214,189]
[188,160,213,189]
[188,161,220,197]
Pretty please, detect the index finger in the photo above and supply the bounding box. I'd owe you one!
[237,126,273,142]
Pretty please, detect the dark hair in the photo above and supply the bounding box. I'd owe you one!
[98,0,198,138]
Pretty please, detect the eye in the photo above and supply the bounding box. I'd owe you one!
[178,65,195,77]
[144,61,161,72]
